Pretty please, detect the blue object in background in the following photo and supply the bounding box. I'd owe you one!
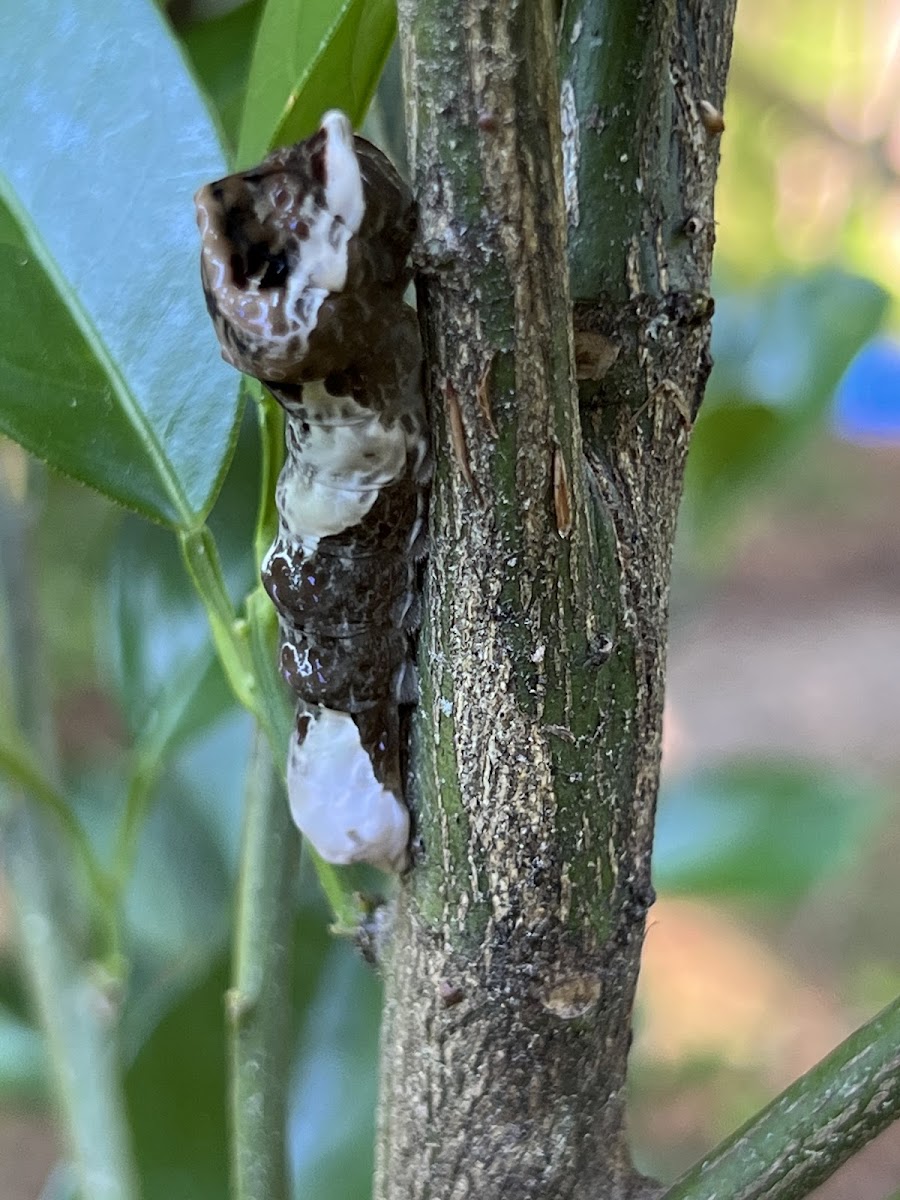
[833,337,900,442]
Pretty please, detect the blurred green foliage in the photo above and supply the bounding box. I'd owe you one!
[0,0,897,1197]
[657,0,897,926]
[655,760,887,902]
[682,270,888,554]
[635,0,900,1183]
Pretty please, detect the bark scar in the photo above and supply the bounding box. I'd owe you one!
[553,445,573,538]
[476,354,499,437]
[445,377,481,500]
[540,973,603,1019]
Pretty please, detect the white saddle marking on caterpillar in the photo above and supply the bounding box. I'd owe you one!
[287,707,409,873]
[276,383,412,540]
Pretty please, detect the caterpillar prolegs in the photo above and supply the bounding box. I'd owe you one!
[194,112,427,872]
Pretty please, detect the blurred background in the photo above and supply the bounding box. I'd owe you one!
[1,0,899,1197]
[631,1,900,1194]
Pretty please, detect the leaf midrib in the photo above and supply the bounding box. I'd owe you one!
[238,0,358,162]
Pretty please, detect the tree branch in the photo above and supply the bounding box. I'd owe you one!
[661,995,900,1200]
[376,2,736,1197]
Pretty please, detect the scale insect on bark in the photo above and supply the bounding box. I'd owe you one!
[194,111,428,871]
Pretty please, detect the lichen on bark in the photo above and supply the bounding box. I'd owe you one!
[374,3,736,1198]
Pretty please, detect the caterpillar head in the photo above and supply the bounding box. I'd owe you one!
[195,111,415,384]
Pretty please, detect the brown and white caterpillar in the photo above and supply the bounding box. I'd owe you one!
[194,112,427,872]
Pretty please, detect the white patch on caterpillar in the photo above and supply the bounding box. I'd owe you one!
[276,470,377,541]
[298,384,407,487]
[276,383,410,540]
[280,111,364,310]
[315,110,365,287]
[287,707,409,872]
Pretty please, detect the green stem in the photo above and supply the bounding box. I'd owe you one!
[179,526,258,717]
[228,726,297,1200]
[110,762,160,895]
[661,995,900,1200]
[244,584,293,750]
[0,467,139,1200]
[4,807,139,1200]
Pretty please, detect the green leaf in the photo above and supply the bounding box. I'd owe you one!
[121,756,236,970]
[104,516,234,751]
[289,936,382,1199]
[706,271,888,420]
[0,215,177,525]
[682,400,783,522]
[180,0,265,160]
[0,0,241,528]
[35,476,120,692]
[65,720,248,1055]
[126,957,230,1200]
[123,899,371,1200]
[103,405,260,751]
[654,759,886,901]
[238,0,397,165]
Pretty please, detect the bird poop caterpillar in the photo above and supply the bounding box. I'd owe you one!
[194,111,427,873]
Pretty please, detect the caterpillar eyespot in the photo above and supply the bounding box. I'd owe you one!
[195,111,428,873]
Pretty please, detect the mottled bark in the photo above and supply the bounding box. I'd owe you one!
[374,3,735,1199]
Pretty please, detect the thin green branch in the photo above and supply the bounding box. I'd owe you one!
[661,995,900,1200]
[4,807,139,1200]
[228,726,297,1200]
[179,525,259,718]
[0,467,139,1200]
[110,760,161,895]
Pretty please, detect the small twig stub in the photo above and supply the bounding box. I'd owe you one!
[699,99,725,135]
[573,330,619,380]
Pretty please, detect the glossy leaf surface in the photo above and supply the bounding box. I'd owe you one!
[238,0,396,164]
[180,0,264,160]
[0,0,240,527]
